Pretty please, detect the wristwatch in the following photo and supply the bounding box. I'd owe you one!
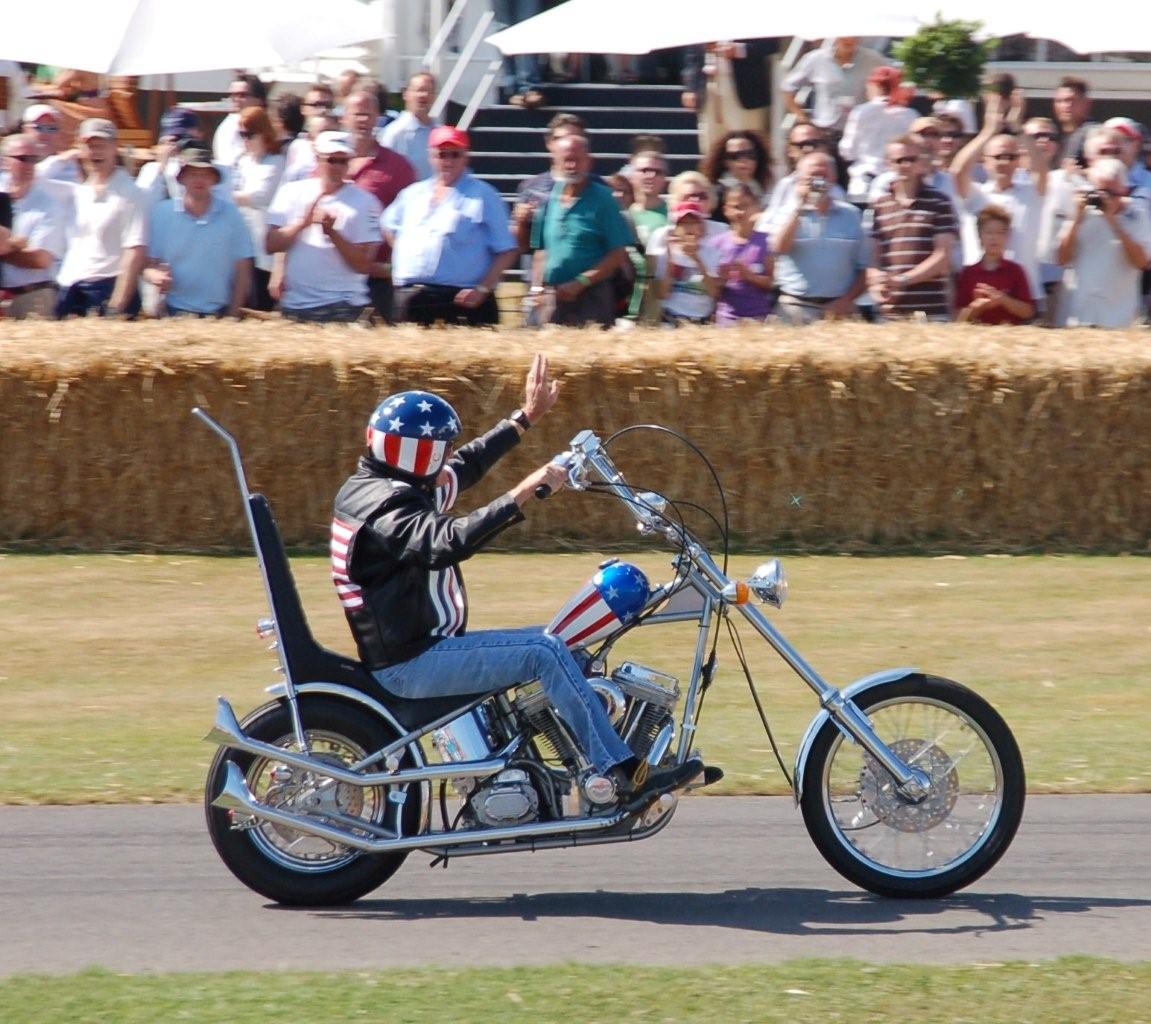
[475,284,492,295]
[509,409,532,431]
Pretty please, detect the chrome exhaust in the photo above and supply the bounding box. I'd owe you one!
[205,696,512,788]
[212,761,626,853]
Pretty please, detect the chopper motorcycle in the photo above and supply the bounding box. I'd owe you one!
[196,408,1024,906]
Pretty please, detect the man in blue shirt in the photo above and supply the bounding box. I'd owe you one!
[378,72,440,180]
[384,126,519,326]
[529,134,631,328]
[768,151,870,323]
[145,144,254,317]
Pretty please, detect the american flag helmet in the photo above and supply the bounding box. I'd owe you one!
[367,390,462,479]
[546,559,651,649]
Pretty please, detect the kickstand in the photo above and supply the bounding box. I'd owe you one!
[428,853,452,869]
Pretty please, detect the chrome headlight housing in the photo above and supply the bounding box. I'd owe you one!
[748,559,787,608]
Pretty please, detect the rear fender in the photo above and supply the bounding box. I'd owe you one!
[791,667,920,801]
[263,680,418,753]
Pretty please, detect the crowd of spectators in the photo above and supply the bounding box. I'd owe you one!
[2,55,1151,330]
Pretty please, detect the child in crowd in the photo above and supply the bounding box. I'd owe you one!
[955,205,1034,324]
[654,201,721,324]
[714,183,774,325]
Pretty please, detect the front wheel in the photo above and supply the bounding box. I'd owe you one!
[799,674,1024,898]
[205,697,422,906]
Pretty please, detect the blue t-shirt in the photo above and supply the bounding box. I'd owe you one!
[147,196,254,313]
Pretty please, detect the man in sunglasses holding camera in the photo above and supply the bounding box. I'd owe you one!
[1052,158,1151,328]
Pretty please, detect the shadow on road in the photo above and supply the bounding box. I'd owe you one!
[296,888,1151,937]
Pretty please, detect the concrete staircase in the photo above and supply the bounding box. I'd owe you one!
[466,82,702,206]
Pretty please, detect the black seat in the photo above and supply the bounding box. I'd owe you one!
[248,494,495,733]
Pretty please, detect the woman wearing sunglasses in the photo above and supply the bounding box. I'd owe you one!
[232,106,284,311]
[699,130,771,225]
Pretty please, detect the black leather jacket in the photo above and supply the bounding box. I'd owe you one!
[331,419,525,670]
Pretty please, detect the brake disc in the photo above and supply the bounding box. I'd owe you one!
[858,738,959,833]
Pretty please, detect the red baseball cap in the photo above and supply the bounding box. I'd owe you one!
[671,200,707,223]
[428,125,470,150]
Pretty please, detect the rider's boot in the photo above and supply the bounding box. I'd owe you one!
[615,757,707,812]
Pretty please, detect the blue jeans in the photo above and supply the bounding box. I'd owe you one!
[372,626,632,774]
[491,0,541,94]
[54,277,141,319]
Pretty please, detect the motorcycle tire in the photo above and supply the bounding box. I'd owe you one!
[205,696,422,906]
[799,674,1024,899]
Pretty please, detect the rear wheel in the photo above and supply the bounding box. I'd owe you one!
[205,697,422,906]
[799,675,1024,898]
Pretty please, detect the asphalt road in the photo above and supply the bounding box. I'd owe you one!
[1,795,1149,975]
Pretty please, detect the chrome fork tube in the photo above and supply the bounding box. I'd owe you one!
[692,547,930,793]
[674,574,716,762]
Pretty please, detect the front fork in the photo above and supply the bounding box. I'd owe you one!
[727,579,930,799]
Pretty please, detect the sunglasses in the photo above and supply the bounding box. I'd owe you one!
[1029,132,1057,141]
[916,130,940,139]
[8,154,39,164]
[29,123,59,133]
[431,149,465,159]
[725,149,756,160]
[238,130,253,140]
[320,155,349,164]
[990,152,1020,161]
[635,166,664,175]
[890,155,918,165]
[1095,147,1121,156]
[305,100,333,109]
[792,139,823,151]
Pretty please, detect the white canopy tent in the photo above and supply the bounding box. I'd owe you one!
[485,0,1147,57]
[0,0,383,76]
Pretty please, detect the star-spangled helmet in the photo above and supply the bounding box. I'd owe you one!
[546,560,651,649]
[366,390,462,479]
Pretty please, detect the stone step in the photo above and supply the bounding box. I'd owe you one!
[472,104,697,132]
[468,124,701,157]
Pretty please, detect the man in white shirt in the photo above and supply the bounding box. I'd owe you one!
[0,134,65,318]
[54,118,147,318]
[266,131,381,323]
[951,92,1047,303]
[213,75,266,168]
[782,37,887,137]
[283,85,337,183]
[1053,158,1151,328]
[379,72,440,181]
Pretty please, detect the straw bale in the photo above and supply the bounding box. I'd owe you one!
[1,319,1149,552]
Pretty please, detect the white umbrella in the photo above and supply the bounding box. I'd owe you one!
[0,0,382,76]
[486,0,925,55]
[485,0,1142,56]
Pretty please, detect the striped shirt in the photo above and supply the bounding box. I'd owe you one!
[869,183,957,318]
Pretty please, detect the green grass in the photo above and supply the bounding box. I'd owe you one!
[1,960,1148,1023]
[1,551,1148,803]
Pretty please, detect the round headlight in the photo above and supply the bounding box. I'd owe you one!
[748,559,787,608]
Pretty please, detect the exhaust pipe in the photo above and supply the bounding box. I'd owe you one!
[205,696,511,788]
[212,761,627,853]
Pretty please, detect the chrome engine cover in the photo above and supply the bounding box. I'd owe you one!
[471,769,540,827]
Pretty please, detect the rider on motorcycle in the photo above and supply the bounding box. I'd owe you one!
[330,354,704,811]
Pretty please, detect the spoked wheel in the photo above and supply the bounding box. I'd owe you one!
[799,674,1024,898]
[205,697,422,906]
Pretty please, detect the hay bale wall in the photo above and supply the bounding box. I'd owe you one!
[1,321,1149,552]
